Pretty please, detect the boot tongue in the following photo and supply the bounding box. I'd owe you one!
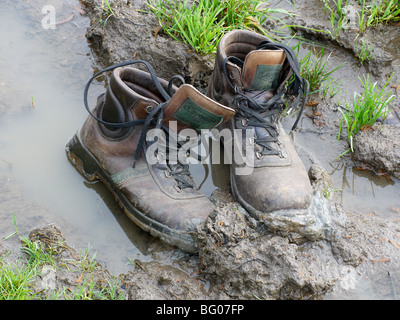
[240,50,287,160]
[162,84,235,132]
[241,49,286,92]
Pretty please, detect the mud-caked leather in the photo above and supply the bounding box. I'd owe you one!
[66,64,234,252]
[207,30,312,217]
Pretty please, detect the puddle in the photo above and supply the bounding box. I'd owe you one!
[0,0,217,274]
[0,0,399,298]
[0,0,157,274]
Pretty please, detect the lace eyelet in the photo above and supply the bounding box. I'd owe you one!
[234,86,243,94]
[156,151,165,162]
[164,170,172,178]
[146,105,154,113]
[174,185,182,193]
[241,119,248,127]
[256,151,263,159]
[248,137,255,145]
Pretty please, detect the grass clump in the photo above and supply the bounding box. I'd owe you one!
[99,0,115,29]
[365,0,400,26]
[0,263,37,300]
[355,38,374,64]
[0,218,126,300]
[20,236,58,269]
[337,73,395,155]
[322,0,400,38]
[321,0,350,38]
[147,0,292,55]
[292,43,344,94]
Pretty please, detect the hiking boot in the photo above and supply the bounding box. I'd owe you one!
[66,60,235,252]
[207,30,313,218]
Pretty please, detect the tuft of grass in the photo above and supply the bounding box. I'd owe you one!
[20,236,58,269]
[293,43,345,94]
[355,38,374,64]
[78,246,98,273]
[148,0,226,55]
[322,78,343,99]
[367,0,400,26]
[100,0,115,29]
[322,0,400,38]
[357,0,369,33]
[147,0,292,55]
[320,0,349,38]
[0,263,37,300]
[337,73,395,155]
[0,218,126,300]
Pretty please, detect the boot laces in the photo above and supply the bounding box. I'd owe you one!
[222,41,309,158]
[84,60,195,190]
[234,89,285,157]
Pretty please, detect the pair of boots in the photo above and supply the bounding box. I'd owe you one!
[66,30,313,252]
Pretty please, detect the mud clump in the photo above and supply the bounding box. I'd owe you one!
[353,124,400,180]
[196,191,400,299]
[121,261,209,300]
[196,201,344,299]
[82,0,213,92]
[69,0,400,299]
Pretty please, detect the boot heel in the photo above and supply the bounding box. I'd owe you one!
[65,133,99,182]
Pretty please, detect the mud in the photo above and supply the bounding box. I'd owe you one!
[353,124,400,179]
[83,0,214,92]
[290,0,400,179]
[1,0,400,300]
[80,0,400,299]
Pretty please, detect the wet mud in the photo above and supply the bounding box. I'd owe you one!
[81,0,400,299]
[1,0,400,300]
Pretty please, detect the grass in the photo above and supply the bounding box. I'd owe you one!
[0,263,37,300]
[147,0,293,55]
[322,0,400,39]
[99,0,115,29]
[322,78,343,99]
[320,0,349,38]
[20,236,58,269]
[0,218,126,300]
[355,38,374,64]
[337,73,395,156]
[292,43,345,94]
[357,0,369,33]
[366,0,400,26]
[149,0,226,55]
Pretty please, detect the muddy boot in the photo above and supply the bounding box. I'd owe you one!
[66,60,235,252]
[207,30,313,218]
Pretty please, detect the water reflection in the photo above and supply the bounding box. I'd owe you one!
[0,0,156,274]
[328,159,400,218]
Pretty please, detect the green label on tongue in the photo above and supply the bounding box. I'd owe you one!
[249,64,282,91]
[173,98,223,131]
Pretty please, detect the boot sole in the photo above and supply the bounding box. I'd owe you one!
[65,132,198,253]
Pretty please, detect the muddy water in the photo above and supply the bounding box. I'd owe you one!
[284,47,400,221]
[1,0,400,296]
[0,0,158,273]
[0,0,217,274]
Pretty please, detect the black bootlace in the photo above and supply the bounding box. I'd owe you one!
[83,60,194,190]
[222,42,309,158]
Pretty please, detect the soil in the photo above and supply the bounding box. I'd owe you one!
[1,0,400,300]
